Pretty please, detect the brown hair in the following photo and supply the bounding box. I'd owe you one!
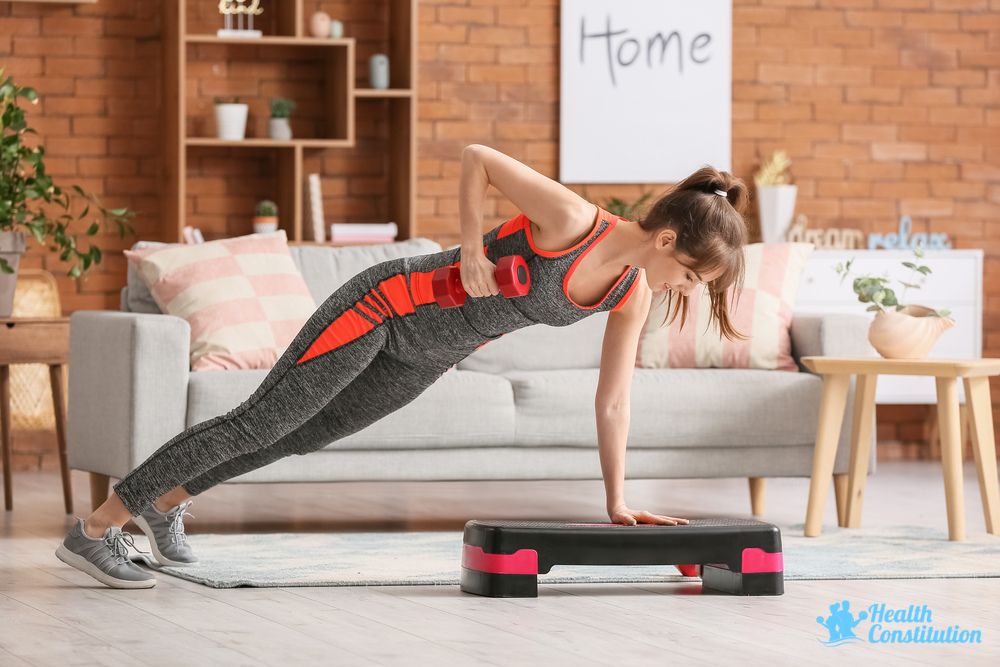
[637,165,750,341]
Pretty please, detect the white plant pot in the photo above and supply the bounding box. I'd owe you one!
[868,304,955,359]
[214,103,248,140]
[268,117,292,140]
[756,184,798,243]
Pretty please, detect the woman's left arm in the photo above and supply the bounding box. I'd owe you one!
[595,286,646,514]
[596,273,687,526]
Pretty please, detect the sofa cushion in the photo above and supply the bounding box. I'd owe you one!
[457,311,609,373]
[185,367,514,450]
[503,367,823,448]
[123,230,318,371]
[638,242,814,371]
[124,237,443,314]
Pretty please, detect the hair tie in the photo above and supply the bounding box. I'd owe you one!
[714,189,728,198]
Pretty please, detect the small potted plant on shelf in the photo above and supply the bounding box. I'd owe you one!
[0,68,135,318]
[834,247,955,359]
[268,97,296,140]
[253,200,279,234]
[214,95,248,140]
[753,150,797,244]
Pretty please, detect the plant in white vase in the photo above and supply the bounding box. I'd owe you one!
[0,68,135,317]
[214,96,248,140]
[753,150,797,244]
[268,97,295,140]
[834,247,955,359]
[253,200,278,234]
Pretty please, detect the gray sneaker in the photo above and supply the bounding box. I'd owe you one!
[132,499,198,566]
[55,518,156,589]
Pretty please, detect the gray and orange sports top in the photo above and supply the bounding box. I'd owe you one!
[407,204,643,338]
[293,205,643,365]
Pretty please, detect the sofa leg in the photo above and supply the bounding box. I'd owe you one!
[748,477,766,517]
[89,473,110,511]
[833,473,848,527]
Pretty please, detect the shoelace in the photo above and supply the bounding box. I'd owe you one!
[104,530,149,564]
[166,500,195,546]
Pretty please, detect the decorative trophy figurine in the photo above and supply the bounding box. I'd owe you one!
[218,0,263,39]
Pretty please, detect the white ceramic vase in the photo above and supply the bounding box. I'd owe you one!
[268,117,292,140]
[214,103,248,140]
[756,184,798,243]
[867,305,955,359]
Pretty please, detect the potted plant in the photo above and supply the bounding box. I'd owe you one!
[834,247,955,359]
[0,68,135,317]
[214,95,248,140]
[268,97,296,140]
[253,200,278,234]
[753,150,797,243]
[603,191,653,221]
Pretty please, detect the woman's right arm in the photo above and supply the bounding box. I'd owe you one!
[459,144,588,251]
[458,144,590,297]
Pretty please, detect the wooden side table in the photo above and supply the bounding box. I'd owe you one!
[0,317,72,513]
[801,356,1000,541]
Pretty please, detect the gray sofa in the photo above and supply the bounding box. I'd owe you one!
[67,238,875,516]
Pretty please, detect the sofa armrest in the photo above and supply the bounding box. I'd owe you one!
[67,311,191,478]
[790,313,874,369]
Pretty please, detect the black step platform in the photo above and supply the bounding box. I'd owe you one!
[461,518,783,597]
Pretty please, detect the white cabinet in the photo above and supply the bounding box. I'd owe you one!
[794,249,983,404]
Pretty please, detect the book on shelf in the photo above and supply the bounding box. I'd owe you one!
[306,173,326,242]
[182,226,205,244]
[329,222,398,242]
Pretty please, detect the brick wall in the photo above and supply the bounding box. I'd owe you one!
[0,0,997,471]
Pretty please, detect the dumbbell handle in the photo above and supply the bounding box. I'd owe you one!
[432,255,530,309]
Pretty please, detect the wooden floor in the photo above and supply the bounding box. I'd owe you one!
[2,461,998,666]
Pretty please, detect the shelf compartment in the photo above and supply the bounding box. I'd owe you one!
[184,40,353,143]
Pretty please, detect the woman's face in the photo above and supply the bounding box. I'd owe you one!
[642,229,725,296]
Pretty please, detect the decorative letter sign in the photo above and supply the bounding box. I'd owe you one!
[560,0,733,183]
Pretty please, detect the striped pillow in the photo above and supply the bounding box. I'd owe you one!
[123,230,317,371]
[637,242,814,371]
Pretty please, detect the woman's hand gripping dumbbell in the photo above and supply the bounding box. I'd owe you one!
[432,253,531,309]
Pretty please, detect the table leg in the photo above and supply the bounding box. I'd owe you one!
[963,376,1000,535]
[833,474,848,527]
[846,373,878,528]
[1,365,11,511]
[49,364,73,514]
[805,373,850,537]
[935,377,966,541]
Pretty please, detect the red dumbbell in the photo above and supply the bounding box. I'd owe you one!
[432,255,531,309]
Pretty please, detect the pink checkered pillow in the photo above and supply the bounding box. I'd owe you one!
[637,242,814,371]
[123,230,317,371]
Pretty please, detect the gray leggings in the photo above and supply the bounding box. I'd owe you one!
[112,256,475,517]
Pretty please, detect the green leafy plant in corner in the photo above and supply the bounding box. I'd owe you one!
[0,68,135,276]
[269,97,296,119]
[602,191,653,221]
[255,200,278,217]
[834,246,952,318]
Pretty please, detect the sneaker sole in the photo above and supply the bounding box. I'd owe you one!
[54,543,156,589]
[132,514,198,566]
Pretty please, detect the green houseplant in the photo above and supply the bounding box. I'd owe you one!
[602,191,652,221]
[253,199,279,233]
[268,97,296,140]
[0,68,135,317]
[834,247,955,359]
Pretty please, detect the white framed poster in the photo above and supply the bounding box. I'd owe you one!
[560,0,732,183]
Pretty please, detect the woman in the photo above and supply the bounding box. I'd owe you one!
[56,144,749,588]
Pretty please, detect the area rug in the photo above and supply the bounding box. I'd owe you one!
[129,523,1000,589]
